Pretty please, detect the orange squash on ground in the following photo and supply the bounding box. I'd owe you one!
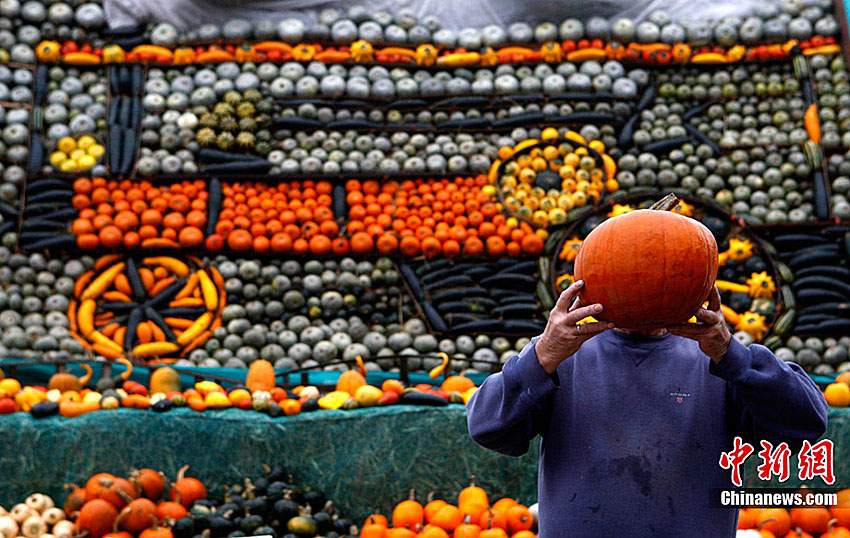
[574,194,718,328]
[77,500,119,538]
[245,360,275,393]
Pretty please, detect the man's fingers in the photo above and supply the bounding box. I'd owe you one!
[575,321,614,336]
[695,307,722,325]
[565,303,603,325]
[569,295,584,312]
[555,280,584,312]
[707,286,722,313]
[667,323,710,337]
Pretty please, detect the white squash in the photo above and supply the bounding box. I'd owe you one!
[40,508,64,526]
[42,534,55,538]
[0,515,18,538]
[21,515,47,538]
[25,494,50,513]
[11,504,33,523]
[0,507,6,517]
[528,502,538,525]
[736,532,763,538]
[51,521,74,538]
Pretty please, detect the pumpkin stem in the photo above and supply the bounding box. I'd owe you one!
[758,518,776,530]
[260,464,271,474]
[115,488,135,504]
[408,489,416,502]
[113,508,128,533]
[649,193,680,212]
[176,465,189,482]
[64,483,81,490]
[427,492,435,503]
[158,472,170,503]
[828,518,838,530]
[469,475,476,487]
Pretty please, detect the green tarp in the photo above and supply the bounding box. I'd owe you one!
[2,405,849,520]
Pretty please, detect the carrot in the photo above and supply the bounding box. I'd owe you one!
[254,41,292,53]
[121,395,152,409]
[67,300,78,332]
[149,321,166,342]
[95,254,123,271]
[59,400,100,418]
[566,48,607,62]
[169,297,204,308]
[113,326,126,346]
[314,50,350,62]
[63,52,101,65]
[164,317,194,330]
[114,274,133,296]
[101,322,120,338]
[195,50,235,63]
[175,272,199,299]
[805,103,821,144]
[628,43,671,52]
[139,268,155,294]
[103,291,132,302]
[151,277,176,297]
[140,237,180,249]
[74,271,94,298]
[137,322,152,344]
[94,312,114,325]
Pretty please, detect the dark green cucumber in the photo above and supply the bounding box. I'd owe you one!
[772,308,796,337]
[788,251,843,270]
[450,319,503,333]
[420,300,448,333]
[430,287,488,303]
[480,273,537,287]
[443,313,488,324]
[798,302,850,317]
[502,319,546,333]
[498,293,539,305]
[423,275,473,290]
[493,303,543,317]
[415,258,452,276]
[773,234,829,249]
[398,264,423,300]
[398,391,448,407]
[795,265,850,281]
[435,300,494,314]
[158,307,207,318]
[796,289,849,304]
[761,335,783,351]
[793,276,850,297]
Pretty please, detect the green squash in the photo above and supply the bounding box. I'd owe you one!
[286,516,317,537]
[534,169,560,191]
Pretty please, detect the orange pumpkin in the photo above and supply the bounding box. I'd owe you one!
[138,520,172,538]
[419,525,450,538]
[823,521,850,538]
[336,358,367,395]
[424,496,449,523]
[832,489,850,527]
[738,508,758,529]
[440,375,474,393]
[116,499,158,533]
[431,505,463,531]
[77,500,119,538]
[360,523,387,538]
[782,528,814,538]
[386,527,417,538]
[489,499,517,517]
[757,508,791,537]
[245,360,276,392]
[86,473,117,500]
[132,469,165,501]
[478,523,507,538]
[392,490,424,530]
[155,502,188,521]
[452,516,481,538]
[574,194,718,328]
[64,484,88,516]
[170,466,206,507]
[505,505,533,534]
[789,508,830,534]
[364,514,389,528]
[97,477,138,509]
[477,510,506,531]
[458,477,489,522]
[510,532,536,538]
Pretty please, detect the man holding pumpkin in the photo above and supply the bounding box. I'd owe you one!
[467,198,828,537]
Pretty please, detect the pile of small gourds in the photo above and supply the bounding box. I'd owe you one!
[362,479,537,538]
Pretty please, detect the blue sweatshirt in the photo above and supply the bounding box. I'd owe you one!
[467,330,828,537]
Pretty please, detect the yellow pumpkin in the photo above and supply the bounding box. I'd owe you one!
[354,385,383,407]
[35,41,61,62]
[150,367,181,394]
[246,360,276,393]
[204,391,231,409]
[101,45,125,63]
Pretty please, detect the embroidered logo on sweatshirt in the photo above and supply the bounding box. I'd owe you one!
[669,390,691,403]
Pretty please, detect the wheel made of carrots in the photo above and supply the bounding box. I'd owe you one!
[68,254,225,363]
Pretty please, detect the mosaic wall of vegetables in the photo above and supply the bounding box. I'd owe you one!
[550,197,786,344]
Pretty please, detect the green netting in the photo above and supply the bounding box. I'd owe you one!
[0,406,539,520]
[0,360,491,390]
[1,401,846,520]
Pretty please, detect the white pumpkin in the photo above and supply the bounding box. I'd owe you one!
[40,508,64,525]
[20,515,47,538]
[736,531,763,538]
[11,504,34,523]
[0,516,18,538]
[51,520,75,538]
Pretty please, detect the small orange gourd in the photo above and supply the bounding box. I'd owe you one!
[336,356,367,395]
[452,516,481,538]
[49,364,93,392]
[478,509,506,531]
[505,505,533,534]
[431,504,463,531]
[424,493,448,523]
[245,360,276,393]
[458,477,488,522]
[392,490,424,530]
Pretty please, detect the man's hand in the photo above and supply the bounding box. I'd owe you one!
[667,286,732,363]
[535,280,614,374]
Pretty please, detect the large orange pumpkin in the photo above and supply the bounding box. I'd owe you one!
[574,194,718,328]
[789,507,830,534]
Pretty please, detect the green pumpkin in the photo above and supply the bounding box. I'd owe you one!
[342,397,359,410]
[751,298,776,317]
[534,169,560,191]
[287,516,317,537]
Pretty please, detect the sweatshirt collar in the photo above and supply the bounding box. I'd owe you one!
[606,330,675,366]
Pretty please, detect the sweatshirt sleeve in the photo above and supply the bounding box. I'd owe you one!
[710,337,828,448]
[466,337,559,457]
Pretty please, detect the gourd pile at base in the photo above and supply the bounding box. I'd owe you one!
[2,0,850,534]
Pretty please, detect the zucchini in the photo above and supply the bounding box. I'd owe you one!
[545,112,621,126]
[206,177,222,237]
[158,307,207,318]
[565,206,593,222]
[796,313,841,326]
[492,289,528,299]
[430,287,488,304]
[823,225,850,237]
[782,243,841,259]
[124,307,143,350]
[431,96,489,109]
[537,279,555,310]
[496,260,537,275]
[395,122,435,132]
[198,149,265,162]
[125,257,145,301]
[120,127,136,176]
[384,99,428,110]
[201,161,272,174]
[435,300,494,314]
[415,258,452,275]
[450,319,503,333]
[30,401,59,419]
[773,234,829,248]
[642,136,693,155]
[423,275,473,290]
[332,184,346,218]
[421,300,448,333]
[26,189,74,203]
[502,319,546,333]
[26,178,68,193]
[544,228,565,256]
[108,125,122,171]
[788,251,843,270]
[780,285,796,310]
[327,119,382,130]
[537,257,550,280]
[145,306,178,343]
[796,289,849,304]
[131,65,144,96]
[436,117,491,130]
[272,117,323,129]
[464,266,495,280]
[813,170,830,221]
[761,335,783,351]
[798,302,850,317]
[492,303,542,317]
[25,235,76,251]
[119,95,130,128]
[772,308,796,337]
[100,302,139,314]
[28,134,43,174]
[398,391,448,407]
[443,313,488,324]
[683,99,722,122]
[498,293,539,305]
[793,276,850,297]
[24,208,77,223]
[480,273,537,287]
[774,261,795,283]
[33,64,48,105]
[808,319,850,334]
[684,124,720,155]
[618,114,639,148]
[399,264,423,300]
